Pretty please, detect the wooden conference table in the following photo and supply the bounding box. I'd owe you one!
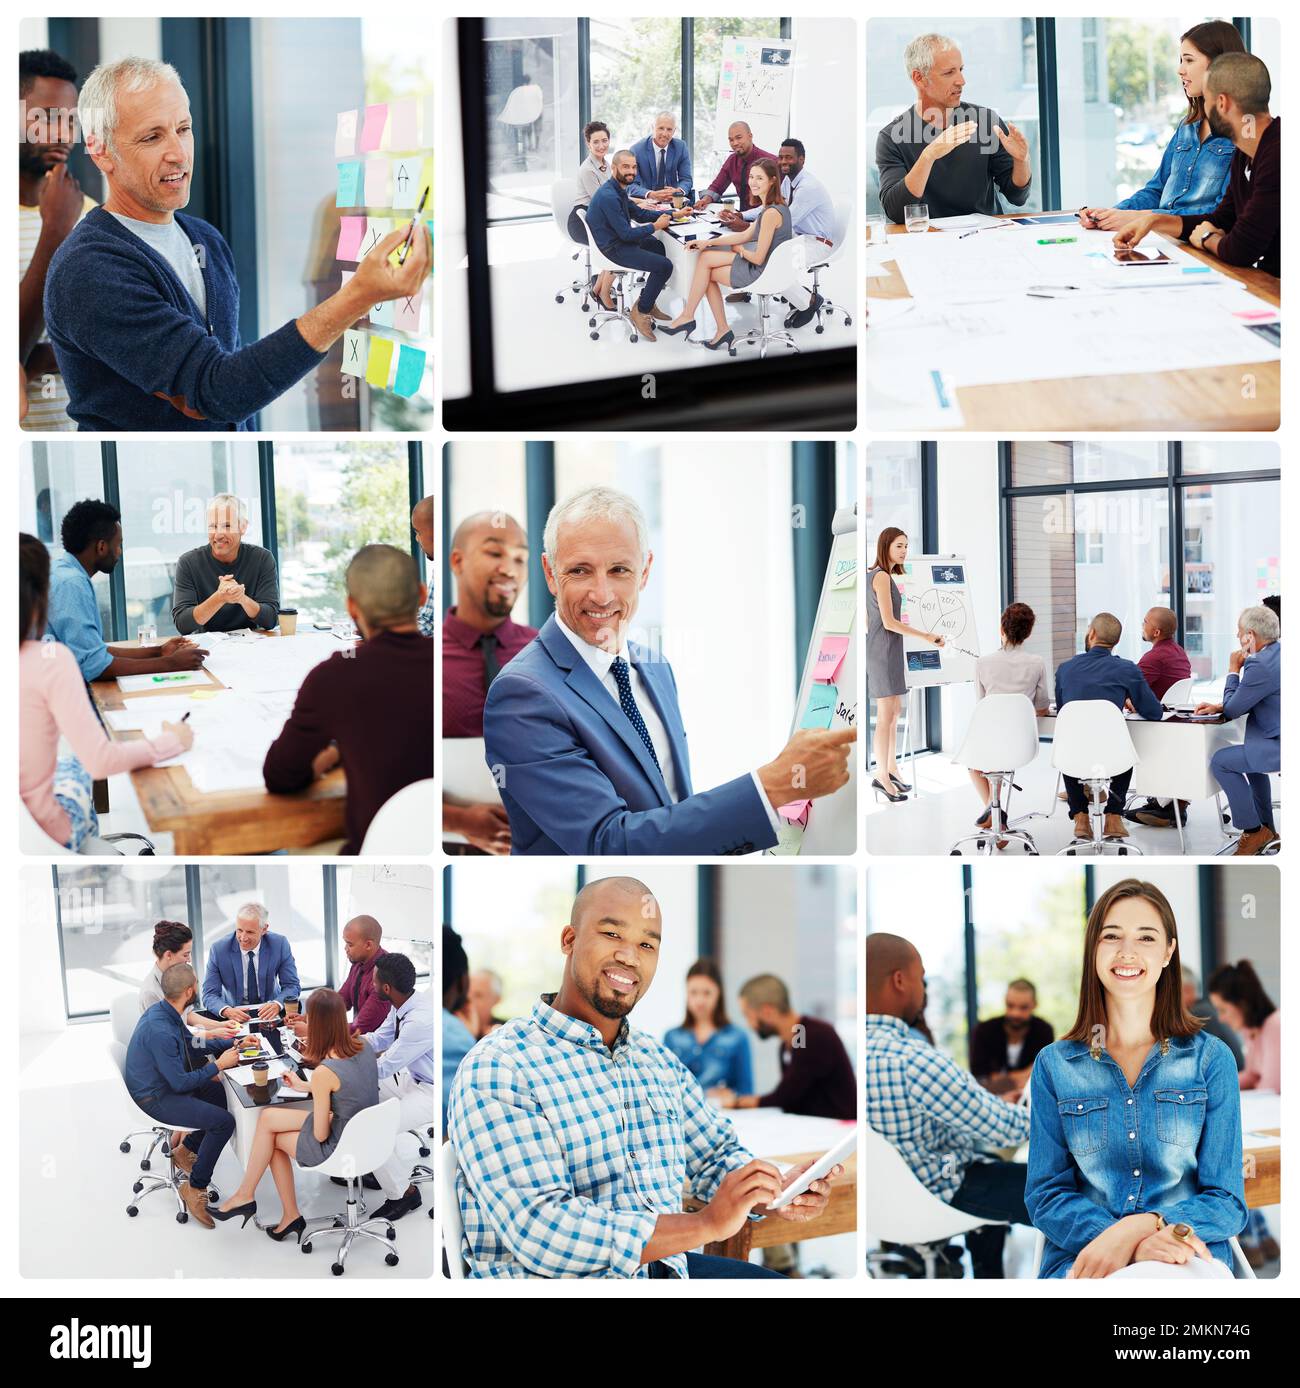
[89,633,346,855]
[866,210,1280,430]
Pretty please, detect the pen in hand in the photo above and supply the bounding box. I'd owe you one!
[397,186,430,266]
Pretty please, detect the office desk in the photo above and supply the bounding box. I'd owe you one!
[1240,1091,1281,1210]
[89,634,347,854]
[218,1025,312,1168]
[866,212,1280,430]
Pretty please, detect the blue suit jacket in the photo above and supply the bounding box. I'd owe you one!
[1221,640,1280,771]
[482,616,776,855]
[630,135,693,199]
[202,930,300,1014]
[1055,645,1164,721]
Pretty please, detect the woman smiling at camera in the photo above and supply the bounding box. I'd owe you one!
[1025,879,1246,1280]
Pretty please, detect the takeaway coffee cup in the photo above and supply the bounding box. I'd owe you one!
[278,607,298,636]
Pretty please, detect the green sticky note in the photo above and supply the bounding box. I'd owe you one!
[800,682,837,730]
[365,335,394,389]
[336,161,362,208]
[769,822,806,856]
[392,344,426,398]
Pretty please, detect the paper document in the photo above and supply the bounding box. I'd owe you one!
[116,669,214,693]
[200,632,343,694]
[229,1058,289,1085]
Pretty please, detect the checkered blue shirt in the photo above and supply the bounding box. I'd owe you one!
[416,586,436,638]
[865,1013,1030,1203]
[448,994,754,1278]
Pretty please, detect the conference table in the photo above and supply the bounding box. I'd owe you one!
[216,1020,312,1168]
[89,631,348,855]
[1240,1090,1280,1210]
[866,210,1280,430]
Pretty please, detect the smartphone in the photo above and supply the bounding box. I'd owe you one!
[1111,247,1172,266]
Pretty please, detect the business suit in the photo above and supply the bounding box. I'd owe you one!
[482,616,776,856]
[1210,640,1280,830]
[202,930,300,1015]
[1054,644,1163,815]
[629,135,693,200]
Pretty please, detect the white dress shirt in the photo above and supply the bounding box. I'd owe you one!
[743,167,835,243]
[365,987,436,1085]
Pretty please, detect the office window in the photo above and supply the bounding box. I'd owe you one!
[691,17,783,168]
[55,865,191,1019]
[196,865,330,992]
[272,440,410,627]
[1180,441,1279,476]
[589,18,682,154]
[1185,613,1203,656]
[866,18,1043,216]
[1008,491,1077,676]
[1010,439,1167,486]
[337,866,434,980]
[1081,19,1100,103]
[1074,531,1104,565]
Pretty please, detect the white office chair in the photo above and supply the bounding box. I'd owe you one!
[497,83,543,164]
[550,177,592,309]
[949,693,1042,856]
[1052,701,1143,856]
[577,209,644,344]
[440,1139,466,1279]
[737,236,807,359]
[359,779,437,855]
[802,199,853,333]
[1029,1227,1255,1280]
[300,1097,401,1275]
[20,800,76,855]
[108,1039,219,1221]
[109,992,171,1172]
[864,1127,1006,1278]
[1162,677,1195,707]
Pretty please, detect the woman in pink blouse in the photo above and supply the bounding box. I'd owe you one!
[1209,959,1281,1093]
[20,533,194,851]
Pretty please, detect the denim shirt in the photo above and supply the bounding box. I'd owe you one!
[662,1023,754,1094]
[1116,119,1235,215]
[1026,1031,1246,1279]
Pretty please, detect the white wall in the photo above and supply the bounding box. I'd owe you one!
[97,19,162,62]
[1217,865,1281,1006]
[19,18,48,49]
[789,17,856,214]
[20,868,70,1038]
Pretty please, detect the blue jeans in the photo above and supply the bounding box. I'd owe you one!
[601,238,671,312]
[648,1253,787,1279]
[136,1082,235,1190]
[1211,745,1275,830]
[949,1158,1030,1279]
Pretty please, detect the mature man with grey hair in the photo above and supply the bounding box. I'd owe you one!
[482,485,855,855]
[44,56,430,430]
[629,110,693,203]
[875,33,1031,223]
[201,901,301,1021]
[172,493,279,633]
[1197,604,1281,855]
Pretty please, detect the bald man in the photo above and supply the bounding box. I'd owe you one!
[338,914,390,1034]
[865,932,1030,1278]
[263,543,433,853]
[447,877,842,1279]
[1128,606,1193,829]
[411,494,436,637]
[443,510,537,855]
[698,121,776,221]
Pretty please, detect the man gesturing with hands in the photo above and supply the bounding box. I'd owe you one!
[447,877,843,1279]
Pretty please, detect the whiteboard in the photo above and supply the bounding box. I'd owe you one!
[894,554,979,688]
[712,37,796,171]
[767,506,857,857]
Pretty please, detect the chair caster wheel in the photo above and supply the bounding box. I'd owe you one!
[208,1188,220,1202]
[629,333,638,343]
[554,294,564,304]
[119,1141,131,1154]
[418,1145,431,1158]
[581,298,590,312]
[727,347,736,357]
[1117,847,1128,855]
[385,1253,399,1267]
[949,850,961,856]
[428,1207,436,1218]
[588,317,596,328]
[140,1159,151,1171]
[386,1225,397,1240]
[844,316,853,326]
[176,1212,188,1225]
[331,1263,345,1277]
[302,1242,313,1254]
[815,324,824,334]
[126,1206,138,1217]
[1065,848,1076,856]
[590,332,599,341]
[132,1181,144,1194]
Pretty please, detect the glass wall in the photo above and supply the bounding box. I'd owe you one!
[589,18,682,152]
[337,865,434,981]
[691,17,783,167]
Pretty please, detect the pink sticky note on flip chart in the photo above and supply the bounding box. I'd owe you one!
[777,799,811,828]
[359,103,388,152]
[814,635,850,683]
[336,215,365,261]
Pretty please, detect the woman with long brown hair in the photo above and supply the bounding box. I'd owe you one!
[212,987,379,1242]
[866,526,943,802]
[1025,879,1245,1279]
[662,958,754,1094]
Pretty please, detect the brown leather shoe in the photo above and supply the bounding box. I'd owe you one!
[1103,814,1129,838]
[648,305,671,322]
[1234,826,1280,856]
[172,1143,197,1176]
[1072,812,1091,839]
[629,308,657,342]
[181,1182,215,1229]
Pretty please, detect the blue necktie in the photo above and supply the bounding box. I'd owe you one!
[244,950,259,1004]
[610,657,660,771]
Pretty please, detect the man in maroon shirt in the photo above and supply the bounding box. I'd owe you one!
[442,510,537,854]
[697,121,776,218]
[1128,606,1194,829]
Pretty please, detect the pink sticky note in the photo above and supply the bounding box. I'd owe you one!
[388,98,419,150]
[394,285,423,333]
[777,799,811,828]
[364,158,389,207]
[359,103,388,153]
[336,215,365,262]
[814,635,850,684]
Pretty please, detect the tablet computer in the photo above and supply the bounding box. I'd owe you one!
[766,1128,857,1210]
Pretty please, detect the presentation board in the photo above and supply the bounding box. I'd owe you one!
[712,37,796,171]
[768,506,857,857]
[893,554,980,688]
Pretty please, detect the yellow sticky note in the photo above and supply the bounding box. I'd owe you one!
[365,335,394,389]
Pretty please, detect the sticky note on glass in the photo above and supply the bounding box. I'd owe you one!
[335,109,358,157]
[365,335,394,389]
[390,156,420,209]
[777,799,811,828]
[388,98,419,150]
[364,158,389,207]
[359,103,388,153]
[369,297,394,328]
[770,822,805,856]
[335,161,362,208]
[821,591,855,634]
[393,286,422,333]
[361,217,391,258]
[336,215,365,261]
[341,329,368,377]
[814,635,850,684]
[392,344,426,398]
[801,683,837,730]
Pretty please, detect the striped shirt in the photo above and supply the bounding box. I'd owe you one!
[865,1013,1030,1202]
[19,193,97,430]
[448,994,754,1278]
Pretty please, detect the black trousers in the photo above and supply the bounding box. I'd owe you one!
[1064,768,1133,816]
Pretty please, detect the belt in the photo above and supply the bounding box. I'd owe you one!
[812,235,834,247]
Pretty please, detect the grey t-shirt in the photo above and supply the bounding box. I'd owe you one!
[108,211,208,318]
[171,541,280,633]
[875,103,1032,223]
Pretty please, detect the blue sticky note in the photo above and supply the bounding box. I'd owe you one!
[336,161,362,208]
[800,682,837,730]
[392,344,426,398]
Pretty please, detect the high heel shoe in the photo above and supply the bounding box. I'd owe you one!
[209,1200,257,1227]
[890,772,912,792]
[871,778,907,803]
[658,319,695,338]
[266,1215,306,1244]
[702,330,736,354]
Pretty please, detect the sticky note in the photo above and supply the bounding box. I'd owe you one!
[341,329,368,377]
[770,822,805,856]
[814,635,850,683]
[335,161,362,208]
[364,158,389,207]
[365,335,394,389]
[361,216,391,258]
[336,215,365,261]
[388,98,419,150]
[334,108,358,157]
[777,799,811,828]
[359,103,388,152]
[392,344,426,398]
[394,286,422,333]
[390,157,418,208]
[821,591,855,634]
[800,683,837,730]
[831,558,857,590]
[369,297,394,328]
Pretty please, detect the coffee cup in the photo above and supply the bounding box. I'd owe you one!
[278,607,298,636]
[251,1059,269,1087]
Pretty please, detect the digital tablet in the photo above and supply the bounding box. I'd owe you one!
[765,1128,857,1210]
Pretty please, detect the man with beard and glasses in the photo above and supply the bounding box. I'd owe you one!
[446,877,844,1279]
[866,932,1032,1279]
[19,48,97,430]
[442,510,535,856]
[969,979,1054,1097]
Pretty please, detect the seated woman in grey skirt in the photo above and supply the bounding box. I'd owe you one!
[569,120,616,310]
[211,988,379,1242]
[660,158,791,353]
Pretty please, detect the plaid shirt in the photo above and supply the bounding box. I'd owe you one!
[416,587,436,638]
[448,994,753,1278]
[865,1013,1030,1202]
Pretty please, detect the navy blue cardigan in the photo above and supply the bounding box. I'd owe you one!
[44,207,326,430]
